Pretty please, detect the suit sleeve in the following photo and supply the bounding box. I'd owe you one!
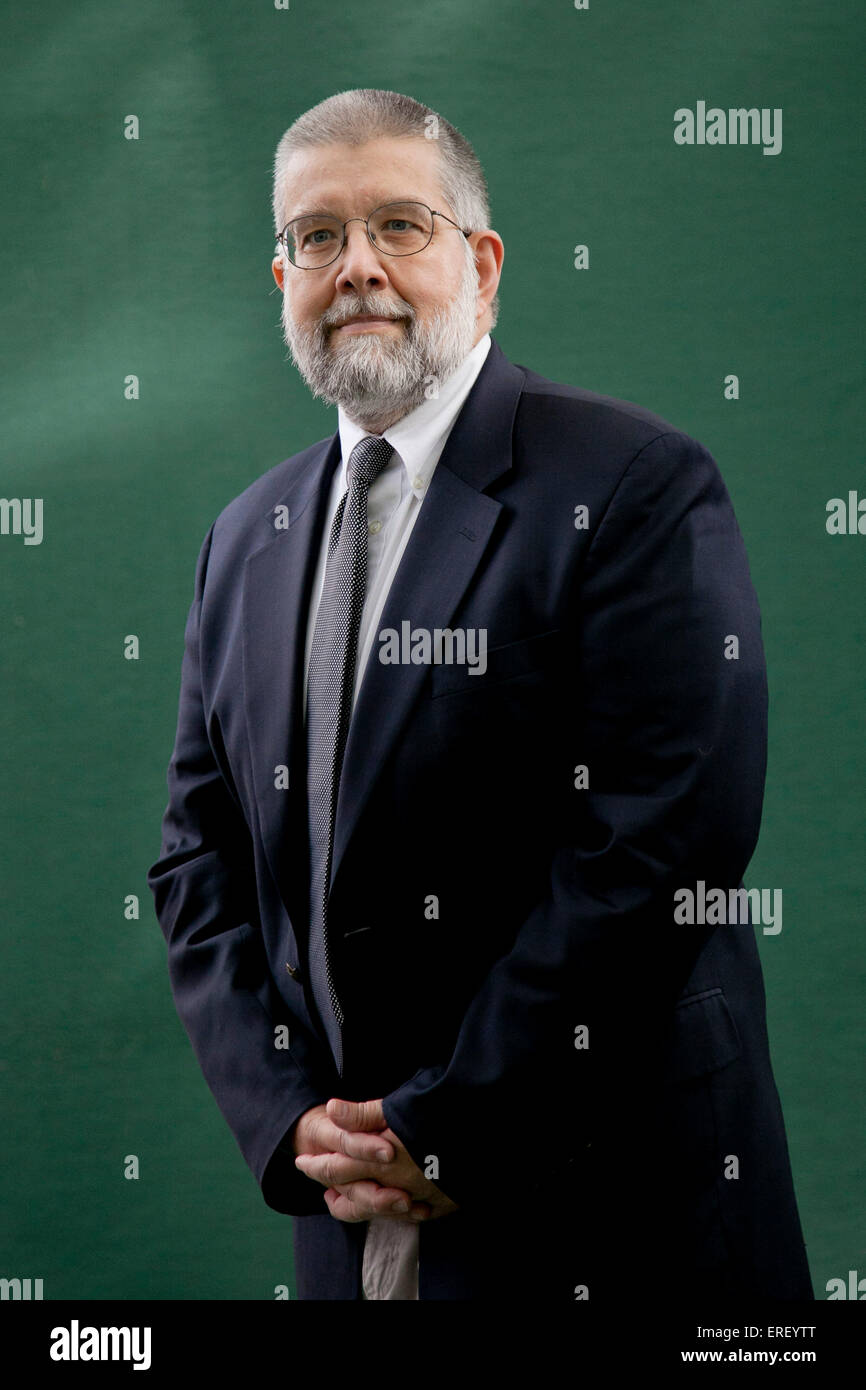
[146,521,331,1216]
[381,430,769,1210]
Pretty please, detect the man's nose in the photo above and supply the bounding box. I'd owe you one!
[333,219,390,292]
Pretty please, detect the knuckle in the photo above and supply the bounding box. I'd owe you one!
[348,1184,373,1218]
[343,1190,364,1221]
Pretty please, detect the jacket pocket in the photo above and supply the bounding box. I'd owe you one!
[430,627,563,699]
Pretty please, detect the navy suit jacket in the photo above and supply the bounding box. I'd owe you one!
[147,337,813,1301]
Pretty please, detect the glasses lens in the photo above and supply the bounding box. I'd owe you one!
[285,215,343,266]
[368,202,432,255]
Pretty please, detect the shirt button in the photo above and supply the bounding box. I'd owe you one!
[369,519,382,534]
[412,476,425,491]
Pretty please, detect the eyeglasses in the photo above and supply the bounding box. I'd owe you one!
[277,200,472,269]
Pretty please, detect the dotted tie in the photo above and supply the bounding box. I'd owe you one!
[306,435,395,1075]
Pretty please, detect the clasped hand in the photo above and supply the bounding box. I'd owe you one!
[292,1097,459,1224]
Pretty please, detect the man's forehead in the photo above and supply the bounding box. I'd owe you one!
[281,137,444,217]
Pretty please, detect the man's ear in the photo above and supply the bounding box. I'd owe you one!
[272,255,285,290]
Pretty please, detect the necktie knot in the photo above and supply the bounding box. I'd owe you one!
[347,435,395,489]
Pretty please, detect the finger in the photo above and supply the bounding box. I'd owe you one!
[315,1116,396,1164]
[407,1201,433,1222]
[331,1180,424,1220]
[335,1182,432,1223]
[296,1151,393,1187]
[323,1188,364,1223]
[326,1097,387,1133]
[323,1184,397,1224]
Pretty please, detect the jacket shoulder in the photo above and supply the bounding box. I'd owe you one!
[506,358,727,518]
[203,433,334,560]
[515,360,689,457]
[219,436,330,520]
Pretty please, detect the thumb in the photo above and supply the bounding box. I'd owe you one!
[327,1097,386,1131]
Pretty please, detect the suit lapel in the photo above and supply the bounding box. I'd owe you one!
[242,338,526,937]
[242,432,340,939]
[330,339,526,899]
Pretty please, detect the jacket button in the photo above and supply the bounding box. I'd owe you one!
[285,962,302,981]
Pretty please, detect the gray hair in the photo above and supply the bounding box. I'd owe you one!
[272,88,498,328]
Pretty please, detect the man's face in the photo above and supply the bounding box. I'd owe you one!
[272,136,489,427]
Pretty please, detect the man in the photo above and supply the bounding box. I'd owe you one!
[147,88,813,1302]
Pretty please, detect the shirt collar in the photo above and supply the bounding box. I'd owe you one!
[337,333,492,494]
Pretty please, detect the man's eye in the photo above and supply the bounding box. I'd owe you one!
[303,227,336,246]
[383,219,415,232]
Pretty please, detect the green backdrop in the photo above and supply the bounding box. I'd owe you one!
[1,0,862,1300]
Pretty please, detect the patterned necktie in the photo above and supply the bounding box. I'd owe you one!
[306,434,395,1075]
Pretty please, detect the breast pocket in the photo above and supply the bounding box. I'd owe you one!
[429,627,564,699]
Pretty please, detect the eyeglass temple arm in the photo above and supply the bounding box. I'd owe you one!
[431,211,472,236]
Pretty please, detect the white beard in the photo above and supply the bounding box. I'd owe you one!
[280,249,481,430]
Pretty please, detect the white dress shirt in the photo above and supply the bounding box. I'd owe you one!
[303,332,492,712]
[302,331,492,1300]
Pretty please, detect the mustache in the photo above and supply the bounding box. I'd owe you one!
[321,301,415,331]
